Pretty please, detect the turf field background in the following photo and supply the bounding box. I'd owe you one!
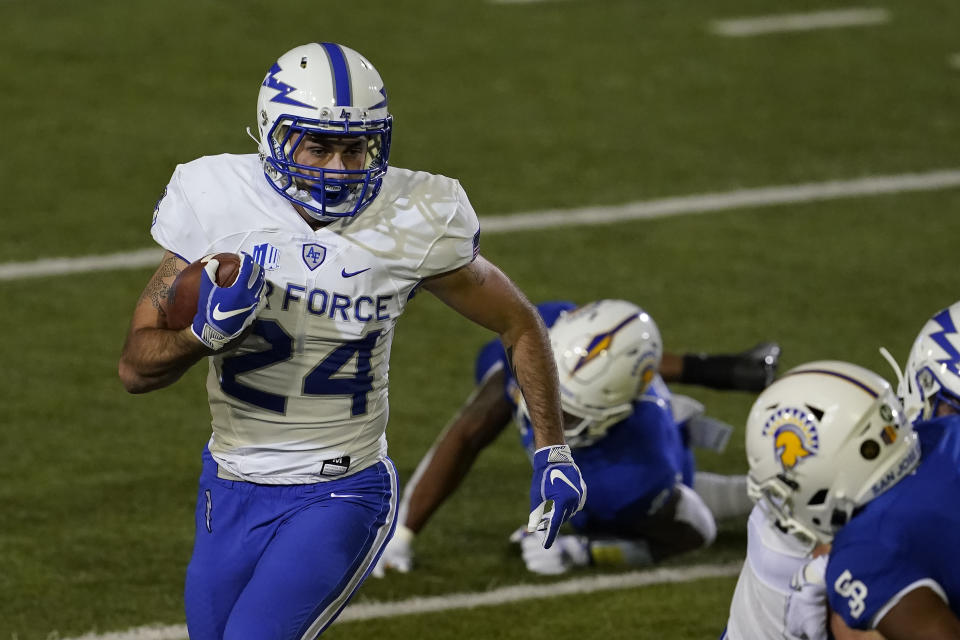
[1,0,958,638]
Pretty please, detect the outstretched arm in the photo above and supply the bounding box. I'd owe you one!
[422,256,564,449]
[423,256,585,548]
[675,342,781,391]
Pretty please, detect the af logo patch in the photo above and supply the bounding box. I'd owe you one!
[762,407,820,471]
[302,243,327,270]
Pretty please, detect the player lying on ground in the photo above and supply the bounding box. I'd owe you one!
[376,299,780,575]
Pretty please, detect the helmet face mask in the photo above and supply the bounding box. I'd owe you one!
[547,300,662,447]
[748,475,823,549]
[256,43,392,221]
[900,303,960,423]
[745,361,921,549]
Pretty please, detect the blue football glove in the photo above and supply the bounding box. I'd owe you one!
[528,444,587,549]
[191,253,265,351]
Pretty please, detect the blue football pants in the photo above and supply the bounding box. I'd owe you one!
[184,449,398,639]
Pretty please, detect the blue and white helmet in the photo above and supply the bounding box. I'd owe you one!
[745,361,919,548]
[255,43,392,221]
[900,302,960,423]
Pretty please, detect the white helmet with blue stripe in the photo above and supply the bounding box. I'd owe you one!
[900,301,960,423]
[255,42,392,221]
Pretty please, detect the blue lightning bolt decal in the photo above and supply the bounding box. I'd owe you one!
[262,63,316,110]
[370,87,388,110]
[929,309,960,377]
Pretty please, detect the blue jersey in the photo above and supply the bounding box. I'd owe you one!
[826,415,960,630]
[474,300,692,535]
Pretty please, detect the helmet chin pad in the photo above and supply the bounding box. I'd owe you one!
[295,174,354,209]
[312,182,349,206]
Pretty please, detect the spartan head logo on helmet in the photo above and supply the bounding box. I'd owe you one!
[762,406,820,471]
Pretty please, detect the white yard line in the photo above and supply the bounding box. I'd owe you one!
[711,7,889,37]
[481,168,960,231]
[489,0,571,5]
[60,561,742,640]
[0,248,165,282]
[3,167,960,282]
[949,53,960,70]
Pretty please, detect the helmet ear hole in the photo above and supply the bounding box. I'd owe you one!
[860,440,880,460]
[807,489,828,506]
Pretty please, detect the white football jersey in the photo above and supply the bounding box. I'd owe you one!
[152,154,479,483]
[724,504,811,639]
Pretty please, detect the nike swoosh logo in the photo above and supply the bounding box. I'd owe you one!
[341,267,370,278]
[549,469,580,494]
[330,492,362,498]
[211,302,257,321]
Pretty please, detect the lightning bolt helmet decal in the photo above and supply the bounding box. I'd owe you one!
[262,63,316,110]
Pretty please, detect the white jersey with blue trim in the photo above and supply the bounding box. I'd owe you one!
[152,153,479,483]
[724,503,810,640]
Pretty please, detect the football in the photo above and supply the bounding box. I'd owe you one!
[164,253,243,330]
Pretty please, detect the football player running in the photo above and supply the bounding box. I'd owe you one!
[723,357,960,640]
[118,43,584,639]
[375,299,780,576]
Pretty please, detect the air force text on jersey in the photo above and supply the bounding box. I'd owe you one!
[267,281,393,323]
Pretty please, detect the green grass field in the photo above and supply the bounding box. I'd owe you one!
[2,0,959,638]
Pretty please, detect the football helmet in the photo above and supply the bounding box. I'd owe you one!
[745,361,920,548]
[534,300,662,448]
[255,43,392,221]
[899,302,960,423]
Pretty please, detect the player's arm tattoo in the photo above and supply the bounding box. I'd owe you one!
[139,254,182,315]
